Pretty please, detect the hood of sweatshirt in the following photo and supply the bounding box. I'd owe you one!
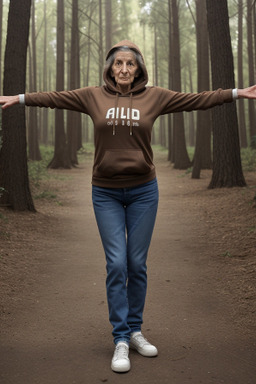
[103,40,149,96]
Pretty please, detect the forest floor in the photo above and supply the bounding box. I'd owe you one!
[0,151,256,384]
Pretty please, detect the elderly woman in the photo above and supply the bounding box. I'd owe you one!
[1,40,256,373]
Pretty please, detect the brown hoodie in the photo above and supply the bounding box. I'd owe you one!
[24,40,234,188]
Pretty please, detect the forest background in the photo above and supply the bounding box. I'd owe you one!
[0,0,255,211]
[0,0,255,350]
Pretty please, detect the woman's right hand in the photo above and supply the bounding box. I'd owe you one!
[0,95,20,109]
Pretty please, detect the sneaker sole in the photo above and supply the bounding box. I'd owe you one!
[111,362,131,373]
[130,344,158,357]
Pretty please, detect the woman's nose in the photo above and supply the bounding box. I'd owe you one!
[121,64,128,73]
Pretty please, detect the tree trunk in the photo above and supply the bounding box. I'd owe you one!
[67,0,81,166]
[206,0,246,188]
[171,0,191,169]
[154,23,158,86]
[0,0,3,92]
[237,0,247,148]
[84,0,94,143]
[247,0,256,148]
[167,0,172,161]
[192,0,211,179]
[48,0,71,169]
[42,0,49,145]
[105,0,112,52]
[28,0,41,161]
[188,65,195,147]
[99,0,103,85]
[0,0,35,211]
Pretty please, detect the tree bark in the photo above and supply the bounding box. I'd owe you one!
[192,0,211,179]
[171,0,191,169]
[42,0,49,145]
[28,0,41,161]
[67,0,81,166]
[48,0,71,169]
[105,0,112,52]
[84,0,94,143]
[188,64,195,147]
[167,0,172,161]
[247,0,256,148]
[206,0,246,188]
[0,0,35,211]
[0,0,3,92]
[98,0,103,85]
[237,0,247,148]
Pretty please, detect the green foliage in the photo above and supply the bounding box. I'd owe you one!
[178,167,193,178]
[152,144,168,153]
[187,146,195,161]
[241,148,256,172]
[221,250,232,258]
[28,146,65,204]
[152,145,256,175]
[78,143,95,158]
[0,187,6,198]
[0,212,8,222]
[28,145,54,187]
[251,136,256,149]
[34,190,57,200]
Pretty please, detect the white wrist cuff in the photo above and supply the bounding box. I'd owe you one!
[232,88,238,100]
[19,94,25,104]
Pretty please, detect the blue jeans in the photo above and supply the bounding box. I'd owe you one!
[92,178,159,344]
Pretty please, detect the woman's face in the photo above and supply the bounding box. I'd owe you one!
[111,51,139,92]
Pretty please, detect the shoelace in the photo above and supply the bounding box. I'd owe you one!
[114,344,129,360]
[132,334,149,346]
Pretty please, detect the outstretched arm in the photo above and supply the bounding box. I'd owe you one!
[0,90,88,113]
[0,95,20,109]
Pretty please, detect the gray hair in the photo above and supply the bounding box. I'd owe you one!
[104,46,144,76]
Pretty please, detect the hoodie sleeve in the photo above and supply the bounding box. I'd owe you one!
[24,87,93,114]
[156,87,234,115]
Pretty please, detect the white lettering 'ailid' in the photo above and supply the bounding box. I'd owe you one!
[106,107,140,121]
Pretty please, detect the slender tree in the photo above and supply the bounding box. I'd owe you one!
[42,0,49,145]
[105,0,112,52]
[84,0,94,142]
[237,0,247,148]
[0,0,35,211]
[28,0,41,161]
[67,0,81,166]
[247,0,256,148]
[171,0,191,169]
[48,0,71,169]
[206,0,246,188]
[187,62,195,147]
[167,0,172,161]
[192,0,211,179]
[0,0,3,92]
[99,0,103,85]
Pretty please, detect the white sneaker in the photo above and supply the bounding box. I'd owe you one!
[130,332,158,357]
[111,342,131,373]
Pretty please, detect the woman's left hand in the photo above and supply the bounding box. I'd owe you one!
[238,85,256,99]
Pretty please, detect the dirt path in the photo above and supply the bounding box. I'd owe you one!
[0,153,256,384]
